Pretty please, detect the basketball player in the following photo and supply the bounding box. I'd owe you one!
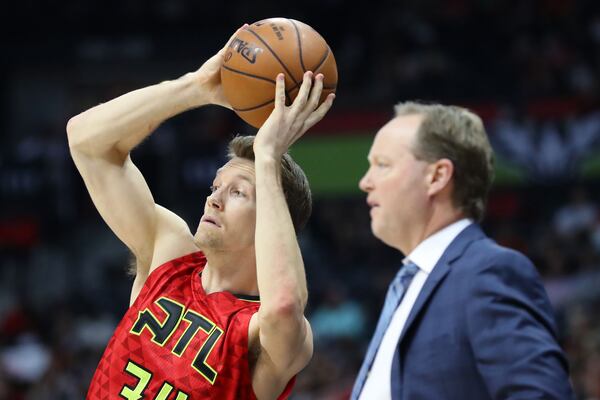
[67,25,335,399]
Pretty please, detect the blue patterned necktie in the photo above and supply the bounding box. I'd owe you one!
[351,261,419,399]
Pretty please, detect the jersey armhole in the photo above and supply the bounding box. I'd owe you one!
[132,250,205,307]
[277,376,297,399]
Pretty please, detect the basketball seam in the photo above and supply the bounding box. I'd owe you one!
[246,27,301,89]
[222,65,277,85]
[289,19,307,72]
[311,46,330,75]
[233,98,275,112]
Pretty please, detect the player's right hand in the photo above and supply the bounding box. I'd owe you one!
[192,24,248,109]
[254,71,335,160]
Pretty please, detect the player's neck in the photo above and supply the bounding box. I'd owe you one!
[201,250,258,297]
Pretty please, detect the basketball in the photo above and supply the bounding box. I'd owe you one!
[221,18,338,128]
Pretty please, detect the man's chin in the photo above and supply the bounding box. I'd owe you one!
[193,233,223,251]
[372,223,390,244]
[371,219,381,237]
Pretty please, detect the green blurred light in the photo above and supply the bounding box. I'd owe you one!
[291,135,529,196]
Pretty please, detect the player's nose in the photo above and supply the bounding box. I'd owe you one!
[207,192,223,209]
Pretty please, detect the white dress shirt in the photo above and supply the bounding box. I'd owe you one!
[359,219,472,400]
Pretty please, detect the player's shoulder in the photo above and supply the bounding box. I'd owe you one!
[155,204,193,238]
[150,204,199,273]
[132,250,205,306]
[151,250,206,278]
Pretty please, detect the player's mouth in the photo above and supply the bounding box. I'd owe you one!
[201,215,221,227]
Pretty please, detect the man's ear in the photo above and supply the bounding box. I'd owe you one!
[426,158,454,197]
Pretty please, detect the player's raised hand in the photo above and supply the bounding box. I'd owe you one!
[254,71,335,158]
[191,24,248,109]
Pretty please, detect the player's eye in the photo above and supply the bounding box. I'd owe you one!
[210,185,219,193]
[231,188,245,197]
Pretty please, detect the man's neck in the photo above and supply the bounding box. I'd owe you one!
[201,249,259,297]
[400,206,466,256]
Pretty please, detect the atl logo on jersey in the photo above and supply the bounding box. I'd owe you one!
[130,297,223,384]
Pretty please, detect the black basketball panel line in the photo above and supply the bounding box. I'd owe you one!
[223,66,294,109]
[289,19,307,73]
[222,65,277,84]
[311,46,331,75]
[233,98,275,112]
[246,27,301,89]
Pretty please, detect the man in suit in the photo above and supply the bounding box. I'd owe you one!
[351,102,574,399]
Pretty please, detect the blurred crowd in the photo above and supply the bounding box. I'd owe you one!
[3,0,600,399]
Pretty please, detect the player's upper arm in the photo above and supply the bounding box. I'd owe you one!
[249,314,313,398]
[70,146,157,266]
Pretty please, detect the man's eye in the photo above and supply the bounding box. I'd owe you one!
[232,189,245,197]
[210,185,219,193]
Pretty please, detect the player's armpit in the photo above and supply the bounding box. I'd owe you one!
[128,205,198,306]
[129,270,148,306]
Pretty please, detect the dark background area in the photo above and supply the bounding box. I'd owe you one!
[2,1,600,398]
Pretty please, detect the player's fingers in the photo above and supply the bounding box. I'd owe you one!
[220,23,249,56]
[290,71,313,115]
[306,73,324,113]
[273,73,286,111]
[303,92,335,129]
[290,92,335,143]
[291,127,310,144]
[296,73,324,122]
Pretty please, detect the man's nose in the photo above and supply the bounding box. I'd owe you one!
[359,170,373,192]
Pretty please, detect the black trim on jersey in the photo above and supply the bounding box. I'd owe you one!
[198,272,260,302]
[234,293,261,302]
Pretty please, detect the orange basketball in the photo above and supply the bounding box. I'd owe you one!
[220,18,338,128]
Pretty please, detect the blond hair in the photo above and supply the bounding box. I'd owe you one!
[395,101,495,221]
[227,135,312,231]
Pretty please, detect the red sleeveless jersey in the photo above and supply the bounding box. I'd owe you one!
[87,251,295,399]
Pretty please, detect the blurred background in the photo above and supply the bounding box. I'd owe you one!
[2,0,600,398]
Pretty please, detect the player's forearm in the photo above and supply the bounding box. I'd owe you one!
[254,154,308,318]
[67,72,208,157]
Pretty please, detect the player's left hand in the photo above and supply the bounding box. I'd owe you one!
[253,71,335,159]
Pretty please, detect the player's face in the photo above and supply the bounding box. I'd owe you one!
[194,157,256,252]
[359,114,430,251]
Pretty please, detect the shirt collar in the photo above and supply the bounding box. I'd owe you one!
[404,219,472,274]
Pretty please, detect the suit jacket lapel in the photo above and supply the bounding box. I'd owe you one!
[398,261,450,344]
[398,224,486,344]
